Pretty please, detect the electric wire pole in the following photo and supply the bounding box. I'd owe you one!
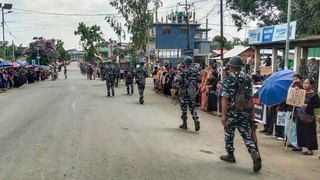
[220,0,224,63]
[284,0,292,69]
[220,0,224,80]
[178,0,193,57]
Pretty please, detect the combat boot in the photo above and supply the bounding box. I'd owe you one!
[194,120,200,131]
[179,121,188,129]
[251,151,262,173]
[112,91,115,97]
[139,97,144,104]
[107,91,110,97]
[220,153,236,163]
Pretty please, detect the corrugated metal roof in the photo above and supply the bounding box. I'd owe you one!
[212,46,252,60]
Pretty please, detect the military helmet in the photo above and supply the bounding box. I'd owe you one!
[228,56,244,67]
[139,60,145,66]
[183,56,193,65]
[106,60,112,65]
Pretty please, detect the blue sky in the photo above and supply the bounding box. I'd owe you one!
[3,0,248,50]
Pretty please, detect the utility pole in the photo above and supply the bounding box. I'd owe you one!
[2,7,5,59]
[178,0,192,57]
[206,18,208,40]
[184,0,190,54]
[12,40,14,60]
[1,3,13,60]
[155,6,158,23]
[284,0,292,69]
[220,0,224,79]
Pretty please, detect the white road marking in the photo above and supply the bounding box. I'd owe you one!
[72,102,76,114]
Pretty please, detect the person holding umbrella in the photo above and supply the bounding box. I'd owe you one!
[220,56,262,173]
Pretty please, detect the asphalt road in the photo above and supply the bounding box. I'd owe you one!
[0,62,319,180]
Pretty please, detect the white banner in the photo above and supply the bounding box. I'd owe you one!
[277,111,291,126]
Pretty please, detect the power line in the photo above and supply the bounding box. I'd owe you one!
[8,19,107,32]
[4,23,25,44]
[12,8,121,17]
[206,23,255,28]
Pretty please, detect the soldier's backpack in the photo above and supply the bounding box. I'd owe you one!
[234,76,253,111]
[186,69,199,99]
[127,69,133,79]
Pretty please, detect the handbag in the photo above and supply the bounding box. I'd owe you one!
[300,113,315,124]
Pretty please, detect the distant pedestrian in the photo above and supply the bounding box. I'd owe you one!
[64,66,67,79]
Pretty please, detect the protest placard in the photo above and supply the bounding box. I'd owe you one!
[286,88,306,107]
[276,111,290,126]
[254,103,267,124]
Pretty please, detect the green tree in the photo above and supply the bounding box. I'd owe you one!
[106,0,162,58]
[5,44,16,61]
[210,35,234,50]
[74,22,104,63]
[55,40,69,62]
[226,0,320,36]
[0,42,17,60]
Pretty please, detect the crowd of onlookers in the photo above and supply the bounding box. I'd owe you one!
[0,61,68,93]
[152,63,237,116]
[152,60,320,158]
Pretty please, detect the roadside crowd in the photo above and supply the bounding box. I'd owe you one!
[152,61,320,158]
[0,61,67,93]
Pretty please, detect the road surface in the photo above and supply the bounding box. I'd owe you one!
[0,62,319,180]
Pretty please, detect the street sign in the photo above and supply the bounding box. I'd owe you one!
[248,21,297,44]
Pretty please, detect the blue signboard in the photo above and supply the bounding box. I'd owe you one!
[262,26,275,43]
[248,29,261,44]
[248,21,297,44]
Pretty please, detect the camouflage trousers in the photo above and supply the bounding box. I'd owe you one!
[137,82,145,98]
[225,111,257,154]
[179,96,198,121]
[126,81,134,95]
[106,80,115,96]
[115,75,119,87]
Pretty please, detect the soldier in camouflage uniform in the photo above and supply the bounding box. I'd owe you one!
[220,56,261,173]
[124,61,135,95]
[99,62,106,81]
[104,60,116,97]
[177,56,200,131]
[135,60,148,104]
[114,62,121,87]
